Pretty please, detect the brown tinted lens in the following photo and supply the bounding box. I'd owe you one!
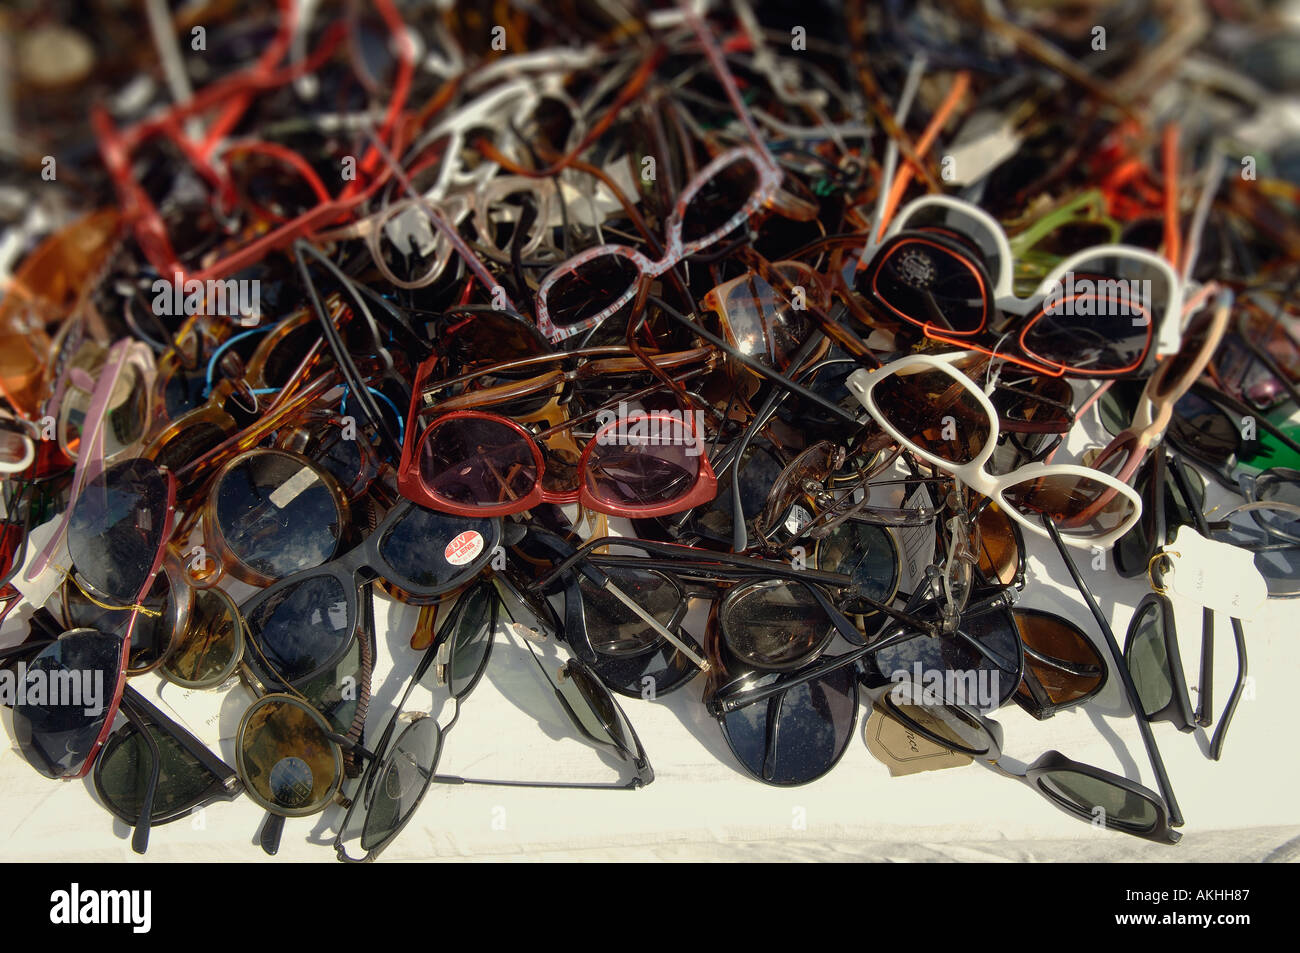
[975,502,1020,585]
[721,580,832,669]
[1013,611,1105,713]
[718,266,814,370]
[238,697,341,814]
[873,367,990,464]
[991,374,1074,430]
[1001,473,1136,539]
[162,587,240,687]
[1152,311,1213,400]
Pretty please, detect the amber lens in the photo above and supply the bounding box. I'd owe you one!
[237,696,342,815]
[872,367,990,465]
[1013,610,1106,715]
[975,502,1020,585]
[1001,472,1136,540]
[162,587,241,688]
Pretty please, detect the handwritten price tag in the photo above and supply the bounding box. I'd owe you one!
[1163,526,1267,620]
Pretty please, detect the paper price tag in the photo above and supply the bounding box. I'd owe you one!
[896,484,937,594]
[1161,525,1268,620]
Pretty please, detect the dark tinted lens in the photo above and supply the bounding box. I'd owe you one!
[990,374,1074,430]
[63,568,173,672]
[161,587,240,687]
[97,724,221,820]
[1036,769,1159,831]
[1001,473,1136,540]
[418,416,538,509]
[1170,391,1238,463]
[721,581,834,670]
[578,567,681,656]
[865,237,989,334]
[67,459,170,603]
[151,419,231,476]
[244,574,352,683]
[215,452,342,580]
[869,607,1022,711]
[258,322,320,388]
[1022,295,1150,374]
[361,718,440,852]
[377,508,497,591]
[871,367,990,464]
[447,584,494,696]
[1126,601,1173,716]
[543,255,640,330]
[585,415,703,508]
[719,666,857,785]
[816,521,899,619]
[12,630,123,778]
[1015,611,1106,714]
[238,697,341,814]
[681,155,760,243]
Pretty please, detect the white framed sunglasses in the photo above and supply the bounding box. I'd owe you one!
[846,352,1143,548]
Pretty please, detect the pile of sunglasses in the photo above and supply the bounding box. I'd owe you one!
[2,0,1300,859]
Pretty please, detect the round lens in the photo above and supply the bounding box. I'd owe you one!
[161,587,241,688]
[721,580,834,670]
[377,508,498,591]
[361,718,440,852]
[816,521,899,620]
[237,696,342,815]
[214,451,343,581]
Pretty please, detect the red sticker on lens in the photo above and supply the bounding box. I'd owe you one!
[444,531,485,566]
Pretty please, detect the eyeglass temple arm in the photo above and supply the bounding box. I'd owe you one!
[1040,514,1184,826]
[117,696,160,855]
[1166,454,1215,728]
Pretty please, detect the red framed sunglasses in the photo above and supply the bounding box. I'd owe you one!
[397,404,717,519]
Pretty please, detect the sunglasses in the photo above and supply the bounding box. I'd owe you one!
[240,501,501,686]
[847,352,1143,547]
